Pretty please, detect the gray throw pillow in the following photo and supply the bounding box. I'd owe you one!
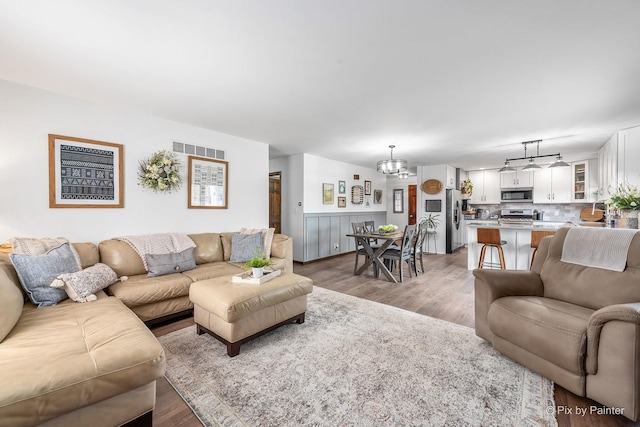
[230,232,263,263]
[146,248,196,277]
[9,242,81,307]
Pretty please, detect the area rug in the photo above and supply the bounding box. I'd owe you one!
[159,287,557,426]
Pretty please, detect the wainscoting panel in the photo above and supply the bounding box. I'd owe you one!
[303,211,387,262]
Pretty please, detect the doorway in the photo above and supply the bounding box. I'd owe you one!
[408,184,417,225]
[269,172,282,234]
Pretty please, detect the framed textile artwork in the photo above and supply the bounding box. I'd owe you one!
[48,134,124,208]
[188,156,229,209]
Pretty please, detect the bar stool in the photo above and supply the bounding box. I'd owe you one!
[477,228,507,269]
[530,230,556,268]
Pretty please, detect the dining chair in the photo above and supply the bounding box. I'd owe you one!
[411,222,428,275]
[381,224,417,283]
[363,220,381,247]
[351,222,370,274]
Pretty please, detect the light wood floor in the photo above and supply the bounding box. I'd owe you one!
[150,249,638,427]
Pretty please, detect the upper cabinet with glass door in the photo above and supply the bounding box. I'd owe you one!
[572,159,598,202]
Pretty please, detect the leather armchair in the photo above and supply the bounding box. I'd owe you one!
[474,227,640,421]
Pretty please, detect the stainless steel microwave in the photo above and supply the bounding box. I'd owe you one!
[501,188,533,203]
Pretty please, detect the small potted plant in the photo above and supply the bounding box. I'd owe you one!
[244,248,274,278]
[420,213,441,231]
[607,183,640,229]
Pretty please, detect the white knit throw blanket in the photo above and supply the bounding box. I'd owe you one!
[561,227,638,272]
[115,233,196,271]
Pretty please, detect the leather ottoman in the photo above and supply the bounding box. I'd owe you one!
[189,272,313,356]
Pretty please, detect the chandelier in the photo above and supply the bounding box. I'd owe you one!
[377,145,408,175]
[498,140,570,173]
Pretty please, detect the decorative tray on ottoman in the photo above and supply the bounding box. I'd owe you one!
[232,268,281,285]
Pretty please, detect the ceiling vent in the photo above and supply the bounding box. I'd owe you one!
[172,141,225,160]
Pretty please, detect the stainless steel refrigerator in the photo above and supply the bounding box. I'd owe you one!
[446,188,464,253]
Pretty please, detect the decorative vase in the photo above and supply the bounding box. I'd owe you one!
[621,209,638,229]
[252,267,264,278]
[622,210,639,229]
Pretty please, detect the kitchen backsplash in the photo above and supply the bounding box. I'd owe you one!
[469,203,598,223]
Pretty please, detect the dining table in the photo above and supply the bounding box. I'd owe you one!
[346,230,404,283]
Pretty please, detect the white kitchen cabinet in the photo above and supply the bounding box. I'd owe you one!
[445,165,457,188]
[598,134,618,199]
[468,169,501,204]
[500,167,534,189]
[533,166,572,203]
[617,125,640,188]
[571,159,598,202]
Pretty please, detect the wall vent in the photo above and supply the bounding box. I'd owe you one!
[172,141,225,160]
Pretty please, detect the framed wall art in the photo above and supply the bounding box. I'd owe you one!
[373,189,383,204]
[48,134,124,208]
[323,183,334,204]
[351,185,364,204]
[364,180,371,195]
[393,189,404,213]
[338,180,346,194]
[338,196,346,208]
[188,156,228,209]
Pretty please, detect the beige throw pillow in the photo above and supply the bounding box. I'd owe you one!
[51,263,118,303]
[10,236,83,268]
[240,228,275,258]
[0,268,24,342]
[10,237,69,255]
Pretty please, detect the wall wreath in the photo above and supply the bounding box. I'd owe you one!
[138,150,182,193]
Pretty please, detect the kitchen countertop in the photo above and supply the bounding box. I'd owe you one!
[465,221,597,230]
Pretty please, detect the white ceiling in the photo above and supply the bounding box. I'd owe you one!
[2,0,640,172]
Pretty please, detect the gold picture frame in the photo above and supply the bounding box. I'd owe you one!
[188,156,229,209]
[323,183,334,204]
[48,134,124,208]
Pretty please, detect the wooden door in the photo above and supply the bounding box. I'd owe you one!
[408,184,417,225]
[269,172,281,234]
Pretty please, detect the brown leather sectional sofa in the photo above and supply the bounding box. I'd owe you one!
[475,227,640,421]
[0,232,292,426]
[99,232,293,322]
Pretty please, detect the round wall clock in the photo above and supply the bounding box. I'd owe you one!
[351,185,364,204]
[421,179,443,195]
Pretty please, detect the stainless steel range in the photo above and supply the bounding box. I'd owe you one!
[499,208,534,225]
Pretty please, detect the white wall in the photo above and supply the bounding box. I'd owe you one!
[270,153,387,261]
[0,80,269,243]
[302,153,387,213]
[386,175,418,230]
[417,164,449,254]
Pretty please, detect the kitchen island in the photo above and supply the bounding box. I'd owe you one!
[466,221,572,270]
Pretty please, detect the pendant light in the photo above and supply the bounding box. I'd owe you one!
[548,155,570,168]
[522,157,542,171]
[498,160,516,173]
[499,140,570,172]
[377,145,408,175]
